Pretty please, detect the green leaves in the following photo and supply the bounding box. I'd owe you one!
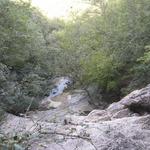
[0,0,150,111]
[137,45,150,63]
[57,0,150,99]
[0,0,63,115]
[81,51,119,91]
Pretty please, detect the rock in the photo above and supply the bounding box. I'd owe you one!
[48,101,62,109]
[39,90,94,113]
[39,97,62,110]
[27,115,150,150]
[1,84,150,149]
[107,102,125,114]
[28,90,94,124]
[0,113,35,135]
[86,109,111,122]
[87,109,107,117]
[40,99,62,110]
[67,90,95,114]
[64,115,86,125]
[112,108,132,119]
[119,84,150,115]
[106,84,150,117]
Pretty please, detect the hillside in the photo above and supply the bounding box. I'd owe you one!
[0,0,150,149]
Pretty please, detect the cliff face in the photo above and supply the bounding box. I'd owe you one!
[1,85,150,150]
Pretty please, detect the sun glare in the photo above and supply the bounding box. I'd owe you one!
[31,0,90,19]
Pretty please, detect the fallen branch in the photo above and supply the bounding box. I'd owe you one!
[40,131,98,150]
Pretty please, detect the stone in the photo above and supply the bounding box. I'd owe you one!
[112,108,132,119]
[39,97,62,110]
[107,102,125,114]
[120,85,150,107]
[27,115,150,150]
[1,84,150,150]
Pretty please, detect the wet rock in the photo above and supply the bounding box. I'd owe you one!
[49,77,72,98]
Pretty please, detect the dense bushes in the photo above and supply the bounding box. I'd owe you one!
[57,0,150,100]
[0,0,63,115]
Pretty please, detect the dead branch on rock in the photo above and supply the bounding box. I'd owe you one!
[40,131,98,150]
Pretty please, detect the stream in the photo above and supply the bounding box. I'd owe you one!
[49,77,72,98]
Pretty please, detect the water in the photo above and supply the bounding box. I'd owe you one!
[49,77,72,98]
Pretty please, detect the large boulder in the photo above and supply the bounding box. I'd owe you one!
[39,90,94,115]
[27,115,150,150]
[108,84,150,117]
[87,84,150,120]
[119,84,150,114]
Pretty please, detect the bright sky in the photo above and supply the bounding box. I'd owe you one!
[31,0,90,19]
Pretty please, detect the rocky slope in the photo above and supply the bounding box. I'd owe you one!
[1,84,150,150]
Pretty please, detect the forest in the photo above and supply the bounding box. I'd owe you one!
[0,0,150,118]
[0,0,150,149]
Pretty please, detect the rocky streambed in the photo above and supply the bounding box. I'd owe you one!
[0,81,150,149]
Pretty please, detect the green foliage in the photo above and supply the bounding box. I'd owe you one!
[0,0,63,115]
[0,134,25,150]
[57,0,150,99]
[0,143,24,150]
[125,45,150,93]
[81,51,119,91]
[137,45,150,63]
